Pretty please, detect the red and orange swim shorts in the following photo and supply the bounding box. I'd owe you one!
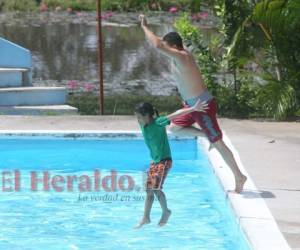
[146,158,172,190]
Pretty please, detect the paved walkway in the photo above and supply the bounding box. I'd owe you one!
[0,116,299,249]
[219,119,300,250]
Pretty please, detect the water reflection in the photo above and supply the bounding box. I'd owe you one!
[0,14,177,95]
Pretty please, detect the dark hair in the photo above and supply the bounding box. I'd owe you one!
[135,102,159,117]
[163,32,184,50]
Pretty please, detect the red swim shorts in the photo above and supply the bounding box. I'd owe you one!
[171,98,223,143]
[146,159,172,190]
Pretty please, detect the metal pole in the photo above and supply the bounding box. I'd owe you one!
[97,0,104,115]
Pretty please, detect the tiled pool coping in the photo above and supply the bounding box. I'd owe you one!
[0,130,291,250]
[198,132,291,250]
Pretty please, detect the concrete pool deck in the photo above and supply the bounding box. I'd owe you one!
[0,115,299,249]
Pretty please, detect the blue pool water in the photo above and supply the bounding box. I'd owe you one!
[0,136,250,250]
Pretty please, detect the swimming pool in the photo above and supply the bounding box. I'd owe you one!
[0,134,251,250]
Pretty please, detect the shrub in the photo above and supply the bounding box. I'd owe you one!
[174,13,263,119]
[67,93,182,115]
[42,0,95,11]
[0,0,37,12]
[0,0,203,12]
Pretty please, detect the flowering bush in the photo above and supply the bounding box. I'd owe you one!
[169,7,178,13]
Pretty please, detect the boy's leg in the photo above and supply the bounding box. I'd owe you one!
[168,105,207,138]
[169,124,215,151]
[143,190,155,220]
[170,99,247,193]
[169,124,206,138]
[170,124,246,192]
[153,190,171,227]
[134,190,154,229]
[212,139,247,193]
[169,124,215,149]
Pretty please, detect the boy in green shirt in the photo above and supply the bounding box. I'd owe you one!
[134,100,207,229]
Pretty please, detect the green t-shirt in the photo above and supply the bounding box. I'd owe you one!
[140,116,172,164]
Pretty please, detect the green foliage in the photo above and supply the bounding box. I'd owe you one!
[174,10,300,119]
[101,0,202,12]
[254,80,297,119]
[175,14,254,118]
[222,0,253,45]
[0,0,203,12]
[68,93,182,115]
[0,0,37,11]
[42,0,96,11]
[255,0,300,117]
[233,79,259,117]
[174,13,201,42]
[101,0,150,12]
[189,0,201,13]
[295,108,300,117]
[174,14,220,96]
[225,0,300,119]
[212,81,259,118]
[252,0,300,84]
[68,93,99,115]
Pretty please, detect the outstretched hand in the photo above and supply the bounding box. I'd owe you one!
[192,99,208,112]
[139,14,147,27]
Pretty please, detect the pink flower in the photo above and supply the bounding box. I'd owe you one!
[83,83,94,92]
[40,3,48,12]
[76,11,82,17]
[101,11,113,20]
[67,80,79,90]
[169,7,178,13]
[191,12,209,22]
[199,11,209,19]
[106,11,113,18]
[101,14,108,20]
[192,14,199,21]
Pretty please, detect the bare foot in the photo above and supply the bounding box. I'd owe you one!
[158,209,171,227]
[134,218,151,229]
[235,175,247,193]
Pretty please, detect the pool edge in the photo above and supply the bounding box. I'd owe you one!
[197,131,291,250]
[0,129,192,139]
[0,129,291,250]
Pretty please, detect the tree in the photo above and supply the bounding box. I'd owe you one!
[227,0,300,119]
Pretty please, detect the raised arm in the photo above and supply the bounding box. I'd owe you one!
[155,100,208,127]
[166,100,208,121]
[139,15,185,59]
